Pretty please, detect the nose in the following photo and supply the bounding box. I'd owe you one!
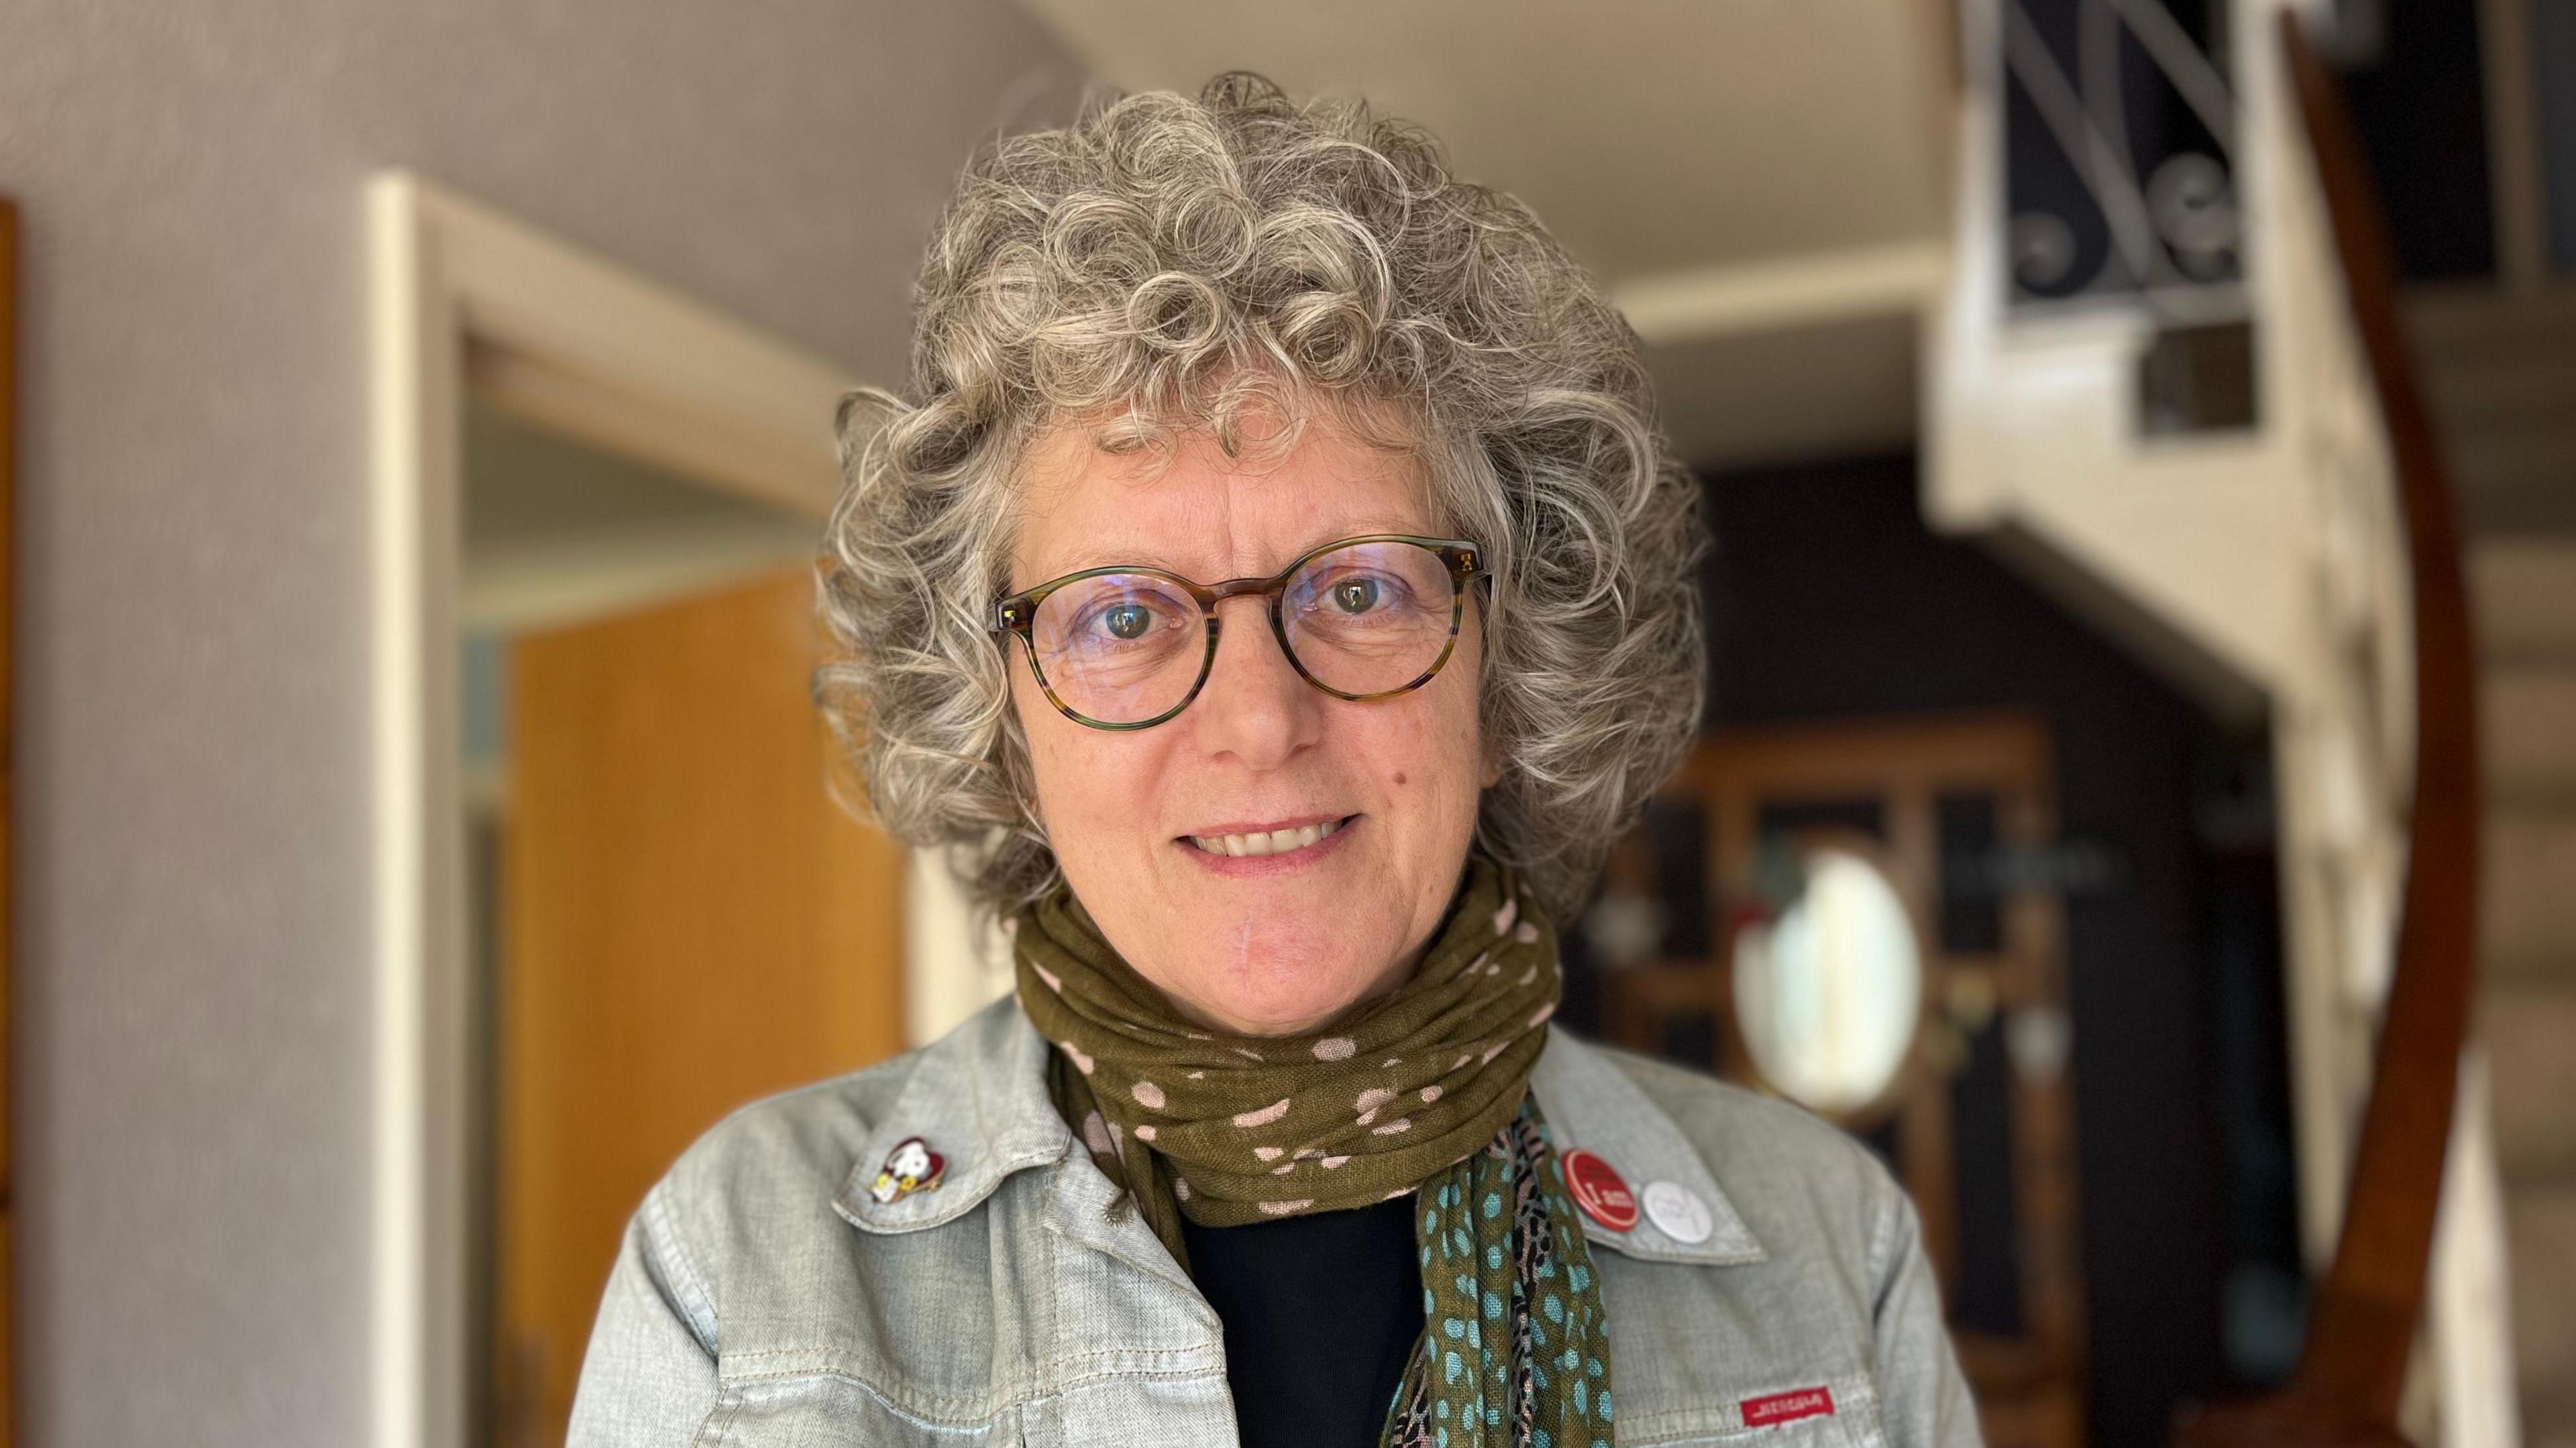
[1190,595,1320,769]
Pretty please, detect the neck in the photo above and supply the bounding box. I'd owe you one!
[1148,936,1429,1038]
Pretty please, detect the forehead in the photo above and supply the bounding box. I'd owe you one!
[1009,408,1436,583]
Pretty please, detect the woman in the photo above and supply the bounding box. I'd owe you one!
[570,74,1980,1448]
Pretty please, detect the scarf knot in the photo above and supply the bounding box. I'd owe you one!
[1010,854,1613,1447]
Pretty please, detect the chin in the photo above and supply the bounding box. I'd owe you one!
[1191,934,1390,1037]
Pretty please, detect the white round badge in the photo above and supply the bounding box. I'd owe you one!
[1641,1179,1713,1245]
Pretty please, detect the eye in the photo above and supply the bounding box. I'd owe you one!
[1100,602,1155,640]
[1330,577,1382,614]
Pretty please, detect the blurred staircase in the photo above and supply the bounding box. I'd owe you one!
[2418,288,2576,1448]
[2415,290,2576,537]
[1928,4,2550,1434]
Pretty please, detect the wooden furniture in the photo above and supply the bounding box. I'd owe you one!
[2169,17,2484,1448]
[1597,712,2085,1448]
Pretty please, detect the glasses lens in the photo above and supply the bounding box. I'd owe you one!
[1028,572,1206,724]
[1281,541,1459,696]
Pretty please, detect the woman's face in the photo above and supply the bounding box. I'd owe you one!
[1006,411,1491,1038]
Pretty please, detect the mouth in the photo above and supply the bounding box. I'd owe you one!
[1182,814,1360,860]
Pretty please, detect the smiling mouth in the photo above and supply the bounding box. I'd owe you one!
[1185,816,1357,858]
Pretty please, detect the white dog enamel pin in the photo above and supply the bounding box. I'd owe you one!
[869,1136,947,1205]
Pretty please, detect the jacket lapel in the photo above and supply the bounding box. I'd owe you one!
[1529,1029,1767,1266]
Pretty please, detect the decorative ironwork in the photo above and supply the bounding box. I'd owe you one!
[2001,0,2243,312]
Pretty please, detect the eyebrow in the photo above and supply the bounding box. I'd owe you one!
[1021,521,1438,586]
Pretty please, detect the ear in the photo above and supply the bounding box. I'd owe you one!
[1478,735,1507,789]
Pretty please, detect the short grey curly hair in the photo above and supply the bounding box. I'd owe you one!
[816,72,1705,924]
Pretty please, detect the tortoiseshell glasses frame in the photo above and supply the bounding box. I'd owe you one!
[991,534,1489,730]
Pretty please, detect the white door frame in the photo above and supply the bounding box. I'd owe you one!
[364,172,853,1448]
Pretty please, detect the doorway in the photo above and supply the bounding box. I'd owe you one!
[369,175,918,1448]
[458,398,906,1445]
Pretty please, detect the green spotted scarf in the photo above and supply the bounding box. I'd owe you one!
[1012,854,1617,1448]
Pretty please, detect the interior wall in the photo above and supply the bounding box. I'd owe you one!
[0,6,1086,1443]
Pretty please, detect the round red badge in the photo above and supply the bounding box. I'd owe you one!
[1559,1147,1639,1231]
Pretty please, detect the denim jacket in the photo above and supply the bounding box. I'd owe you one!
[568,995,1984,1447]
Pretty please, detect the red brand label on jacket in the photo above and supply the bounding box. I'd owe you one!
[1740,1386,1835,1427]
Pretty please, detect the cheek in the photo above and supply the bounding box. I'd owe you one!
[1012,671,1099,836]
[1379,657,1485,836]
[1012,671,1161,864]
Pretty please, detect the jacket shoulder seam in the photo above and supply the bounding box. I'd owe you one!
[1864,1162,1913,1308]
[642,1176,722,1355]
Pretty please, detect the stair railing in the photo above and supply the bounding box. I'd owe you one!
[2171,13,2484,1447]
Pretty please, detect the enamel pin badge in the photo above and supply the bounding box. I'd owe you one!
[869,1136,947,1205]
[1559,1148,1639,1231]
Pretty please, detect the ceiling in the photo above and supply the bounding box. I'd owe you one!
[1012,0,1960,468]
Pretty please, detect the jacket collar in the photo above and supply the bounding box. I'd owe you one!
[833,995,1073,1235]
[1527,1025,1766,1266]
[835,997,1765,1268]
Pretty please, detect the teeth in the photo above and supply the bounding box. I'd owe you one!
[1191,818,1342,858]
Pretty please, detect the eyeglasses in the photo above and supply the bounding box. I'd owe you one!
[992,534,1489,730]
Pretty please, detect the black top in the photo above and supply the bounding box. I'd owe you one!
[1180,1196,1426,1448]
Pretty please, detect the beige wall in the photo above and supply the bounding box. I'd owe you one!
[0,5,1084,1443]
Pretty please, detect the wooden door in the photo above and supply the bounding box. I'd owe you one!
[1595,713,2085,1448]
[494,565,906,1445]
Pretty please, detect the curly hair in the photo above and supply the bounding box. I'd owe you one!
[815,72,1705,925]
